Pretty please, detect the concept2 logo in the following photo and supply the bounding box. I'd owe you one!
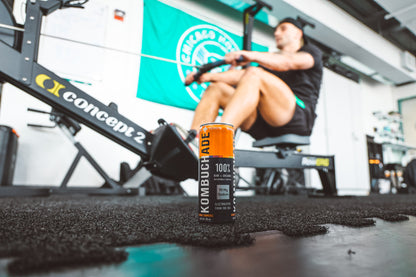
[176,24,240,103]
[35,74,65,97]
[34,74,146,144]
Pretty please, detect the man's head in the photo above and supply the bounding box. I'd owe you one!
[274,17,305,50]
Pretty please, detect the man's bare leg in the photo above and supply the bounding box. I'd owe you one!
[189,66,296,134]
[220,67,297,131]
[190,82,235,131]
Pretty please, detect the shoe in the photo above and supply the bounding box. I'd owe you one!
[171,123,199,157]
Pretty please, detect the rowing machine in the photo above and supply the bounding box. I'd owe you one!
[187,65,337,196]
[186,41,337,196]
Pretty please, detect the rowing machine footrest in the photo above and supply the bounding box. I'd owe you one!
[51,109,81,136]
[57,115,81,136]
[253,134,310,148]
[119,161,143,184]
[147,119,198,181]
[119,162,133,184]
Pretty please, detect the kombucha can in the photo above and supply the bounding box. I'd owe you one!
[198,123,235,223]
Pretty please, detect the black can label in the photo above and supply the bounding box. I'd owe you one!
[199,156,235,223]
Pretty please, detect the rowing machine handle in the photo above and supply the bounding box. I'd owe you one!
[255,0,273,11]
[296,16,316,29]
[185,56,245,86]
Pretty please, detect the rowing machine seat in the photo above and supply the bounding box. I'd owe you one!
[253,134,310,148]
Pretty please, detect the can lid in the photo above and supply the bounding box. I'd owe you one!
[200,122,234,128]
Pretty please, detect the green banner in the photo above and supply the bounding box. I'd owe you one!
[137,0,268,110]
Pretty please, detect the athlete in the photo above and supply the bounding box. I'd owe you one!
[185,17,323,140]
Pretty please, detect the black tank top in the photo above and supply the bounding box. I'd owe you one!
[259,43,323,117]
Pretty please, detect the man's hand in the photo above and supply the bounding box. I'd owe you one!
[185,71,209,86]
[184,72,196,86]
[184,51,250,85]
[224,51,251,68]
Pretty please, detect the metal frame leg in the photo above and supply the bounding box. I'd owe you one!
[60,150,82,189]
[317,168,337,196]
[60,142,120,190]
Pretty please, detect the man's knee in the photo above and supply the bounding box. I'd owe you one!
[209,81,231,90]
[238,67,266,89]
[242,66,265,79]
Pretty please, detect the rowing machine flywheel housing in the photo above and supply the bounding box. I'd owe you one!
[146,119,198,181]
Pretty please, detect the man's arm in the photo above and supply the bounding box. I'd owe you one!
[225,50,315,71]
[184,48,315,85]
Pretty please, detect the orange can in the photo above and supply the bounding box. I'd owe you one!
[198,123,235,223]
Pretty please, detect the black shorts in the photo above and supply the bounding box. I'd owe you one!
[246,105,315,140]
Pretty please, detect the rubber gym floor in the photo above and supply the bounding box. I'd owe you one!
[0,194,416,276]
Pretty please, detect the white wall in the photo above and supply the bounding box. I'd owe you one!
[392,83,416,161]
[392,83,416,106]
[361,78,395,136]
[309,69,370,195]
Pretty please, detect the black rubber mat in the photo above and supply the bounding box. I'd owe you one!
[1,194,416,275]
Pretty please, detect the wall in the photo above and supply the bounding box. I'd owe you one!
[308,69,370,195]
[392,83,416,162]
[361,78,395,136]
[393,83,416,104]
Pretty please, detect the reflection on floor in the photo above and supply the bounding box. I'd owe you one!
[3,216,415,277]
